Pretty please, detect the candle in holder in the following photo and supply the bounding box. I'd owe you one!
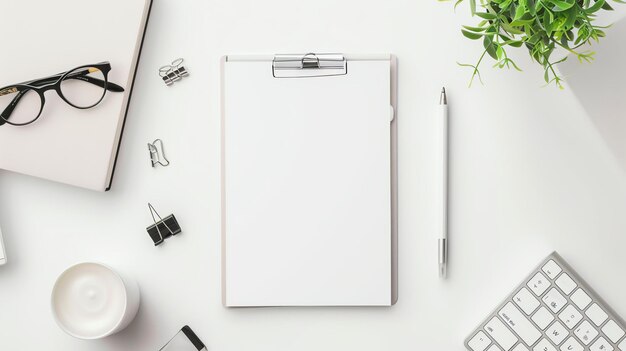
[51,262,140,339]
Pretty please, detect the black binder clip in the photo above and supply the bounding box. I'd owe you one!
[146,203,181,246]
[159,58,189,86]
[159,325,207,351]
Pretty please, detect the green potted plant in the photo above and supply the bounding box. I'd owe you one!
[448,0,624,88]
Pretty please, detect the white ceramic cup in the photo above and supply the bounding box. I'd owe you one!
[51,262,140,339]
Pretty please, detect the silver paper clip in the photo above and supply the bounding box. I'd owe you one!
[159,58,190,86]
[148,139,170,167]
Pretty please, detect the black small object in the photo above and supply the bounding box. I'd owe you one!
[159,325,207,351]
[180,326,205,350]
[146,203,181,246]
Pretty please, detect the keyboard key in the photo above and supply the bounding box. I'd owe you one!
[513,344,530,351]
[466,254,626,351]
[533,306,555,330]
[571,288,592,310]
[534,338,557,351]
[586,303,609,326]
[469,331,493,351]
[543,288,567,313]
[486,317,518,351]
[602,320,625,343]
[528,272,551,296]
[590,336,613,351]
[499,302,542,346]
[546,321,568,345]
[542,260,562,280]
[558,304,583,329]
[560,337,583,351]
[555,273,577,295]
[514,288,540,315]
[575,320,599,345]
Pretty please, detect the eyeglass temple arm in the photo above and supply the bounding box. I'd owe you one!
[20,72,125,93]
[1,76,125,122]
[0,89,26,125]
[75,76,125,92]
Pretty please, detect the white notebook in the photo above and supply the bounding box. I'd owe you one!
[221,54,398,307]
[0,0,152,191]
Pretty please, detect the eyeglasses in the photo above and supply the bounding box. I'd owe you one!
[0,62,125,127]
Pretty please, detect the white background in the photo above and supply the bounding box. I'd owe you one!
[1,0,626,350]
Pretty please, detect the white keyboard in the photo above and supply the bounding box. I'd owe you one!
[466,252,626,351]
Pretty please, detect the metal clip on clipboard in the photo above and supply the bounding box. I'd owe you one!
[272,53,347,78]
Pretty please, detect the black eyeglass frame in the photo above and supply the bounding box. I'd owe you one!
[0,62,124,126]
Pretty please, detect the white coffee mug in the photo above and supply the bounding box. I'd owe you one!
[51,262,140,339]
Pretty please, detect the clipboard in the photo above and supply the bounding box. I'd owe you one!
[221,53,398,307]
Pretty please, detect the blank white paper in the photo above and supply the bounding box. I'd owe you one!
[222,56,393,306]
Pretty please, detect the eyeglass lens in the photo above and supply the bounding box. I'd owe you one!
[60,67,107,108]
[0,87,42,126]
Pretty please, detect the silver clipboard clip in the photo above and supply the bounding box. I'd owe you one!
[272,53,347,78]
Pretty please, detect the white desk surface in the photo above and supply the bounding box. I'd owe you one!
[1,1,626,350]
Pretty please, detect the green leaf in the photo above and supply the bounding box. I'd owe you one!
[576,51,596,63]
[483,36,499,59]
[508,59,523,71]
[564,7,577,28]
[527,0,537,14]
[462,25,488,32]
[501,0,514,11]
[462,29,484,40]
[575,25,590,45]
[602,1,614,10]
[476,12,497,20]
[543,10,555,35]
[470,0,477,14]
[454,0,464,11]
[586,0,606,13]
[457,62,484,87]
[496,46,506,60]
[549,0,575,11]
[507,40,525,47]
[514,4,527,20]
[510,18,535,26]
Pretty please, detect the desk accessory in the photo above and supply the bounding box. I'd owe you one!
[148,139,170,167]
[51,262,140,340]
[159,325,207,351]
[0,62,125,126]
[466,252,626,351]
[0,0,153,191]
[221,53,397,307]
[0,225,5,265]
[437,87,449,279]
[146,203,181,246]
[448,0,624,88]
[159,58,190,86]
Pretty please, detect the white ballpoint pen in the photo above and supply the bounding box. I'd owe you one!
[438,87,449,279]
